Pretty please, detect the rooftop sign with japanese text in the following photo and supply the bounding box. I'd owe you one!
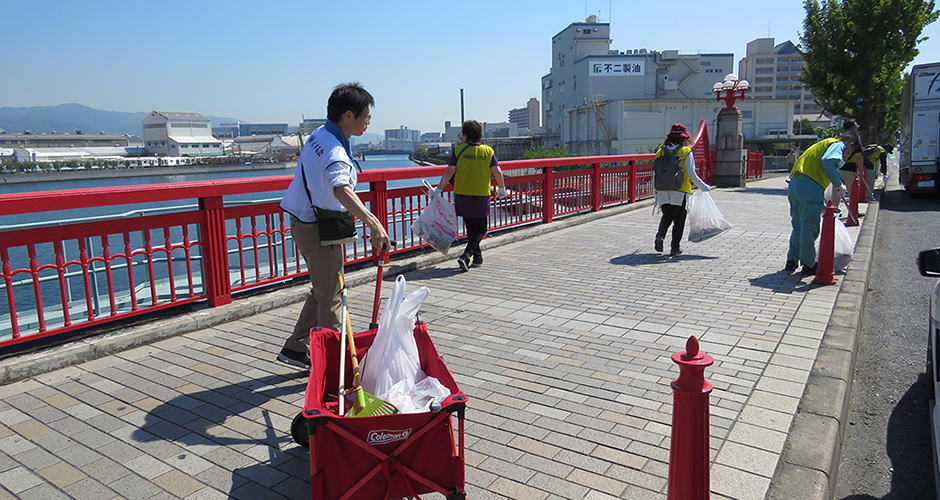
[590,60,645,77]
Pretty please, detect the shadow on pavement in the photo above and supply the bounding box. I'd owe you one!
[879,188,940,213]
[130,372,311,500]
[402,266,465,281]
[609,251,717,266]
[748,271,816,293]
[726,186,789,197]
[837,373,936,500]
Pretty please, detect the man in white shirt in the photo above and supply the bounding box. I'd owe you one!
[277,83,390,370]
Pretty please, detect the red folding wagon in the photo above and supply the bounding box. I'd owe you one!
[290,322,467,500]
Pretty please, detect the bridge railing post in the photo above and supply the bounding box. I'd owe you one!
[199,195,232,307]
[542,166,555,224]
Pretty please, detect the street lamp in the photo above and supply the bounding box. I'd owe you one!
[712,73,750,110]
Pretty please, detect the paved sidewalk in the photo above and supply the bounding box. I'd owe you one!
[0,174,874,500]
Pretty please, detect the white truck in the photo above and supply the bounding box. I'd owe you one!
[901,62,940,194]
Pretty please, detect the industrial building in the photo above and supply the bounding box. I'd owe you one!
[142,111,223,156]
[541,16,792,155]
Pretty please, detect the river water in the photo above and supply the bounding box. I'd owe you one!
[0,154,429,229]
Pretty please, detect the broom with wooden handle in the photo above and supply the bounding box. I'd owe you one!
[338,272,398,417]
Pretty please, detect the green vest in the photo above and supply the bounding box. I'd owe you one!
[791,138,839,188]
[654,145,694,193]
[453,143,496,196]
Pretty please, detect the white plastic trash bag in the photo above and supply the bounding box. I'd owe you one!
[412,180,457,255]
[384,376,451,414]
[814,217,855,272]
[688,191,733,242]
[833,217,854,272]
[360,275,429,400]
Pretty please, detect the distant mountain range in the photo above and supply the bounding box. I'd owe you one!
[0,104,241,137]
[0,103,387,145]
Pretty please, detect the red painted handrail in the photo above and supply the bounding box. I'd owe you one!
[0,122,731,349]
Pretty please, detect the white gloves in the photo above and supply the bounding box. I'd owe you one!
[496,186,508,199]
[831,184,847,204]
[701,184,713,192]
[429,186,441,197]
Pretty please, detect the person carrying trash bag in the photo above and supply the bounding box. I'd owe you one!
[652,123,712,257]
[434,120,507,272]
[786,131,857,274]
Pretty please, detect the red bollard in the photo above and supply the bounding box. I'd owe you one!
[858,168,868,201]
[668,336,714,500]
[814,201,837,285]
[845,176,860,227]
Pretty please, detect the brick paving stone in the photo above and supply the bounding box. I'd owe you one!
[152,469,205,497]
[80,457,133,485]
[61,478,116,499]
[37,461,86,488]
[58,444,103,469]
[10,419,53,440]
[489,477,549,500]
[13,447,61,471]
[565,467,627,497]
[16,483,72,500]
[108,472,164,499]
[229,480,289,500]
[0,466,44,494]
[184,486,229,500]
[1,433,37,455]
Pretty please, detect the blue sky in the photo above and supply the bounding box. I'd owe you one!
[2,0,938,135]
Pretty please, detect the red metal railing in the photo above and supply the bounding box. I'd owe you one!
[0,121,718,349]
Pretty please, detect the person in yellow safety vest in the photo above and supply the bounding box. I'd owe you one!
[435,120,507,272]
[836,120,868,197]
[653,123,712,257]
[786,131,859,274]
[861,144,893,194]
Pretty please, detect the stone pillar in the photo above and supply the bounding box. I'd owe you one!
[715,108,746,188]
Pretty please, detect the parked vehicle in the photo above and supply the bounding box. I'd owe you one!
[917,247,940,494]
[901,63,940,194]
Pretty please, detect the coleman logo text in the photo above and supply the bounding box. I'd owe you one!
[367,429,411,445]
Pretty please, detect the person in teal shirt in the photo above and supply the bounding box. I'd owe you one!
[786,131,858,274]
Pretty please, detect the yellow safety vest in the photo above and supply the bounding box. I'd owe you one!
[453,143,496,196]
[865,145,885,163]
[791,138,839,188]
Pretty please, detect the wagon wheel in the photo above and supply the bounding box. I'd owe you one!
[290,412,309,448]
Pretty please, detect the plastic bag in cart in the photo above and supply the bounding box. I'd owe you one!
[412,180,457,255]
[688,190,733,242]
[360,275,429,401]
[385,376,451,414]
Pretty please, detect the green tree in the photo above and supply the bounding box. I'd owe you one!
[519,144,588,171]
[793,118,817,136]
[799,0,938,142]
[413,144,429,161]
[519,144,576,160]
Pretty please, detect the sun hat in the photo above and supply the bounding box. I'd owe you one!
[666,123,690,140]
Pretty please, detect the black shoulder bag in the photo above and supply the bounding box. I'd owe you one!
[300,160,358,246]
